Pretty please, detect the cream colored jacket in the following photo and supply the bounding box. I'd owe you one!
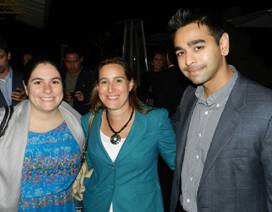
[0,100,85,212]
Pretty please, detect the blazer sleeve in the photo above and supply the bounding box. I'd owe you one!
[157,109,176,170]
[81,112,95,172]
[261,116,272,211]
[81,112,92,138]
[0,107,4,120]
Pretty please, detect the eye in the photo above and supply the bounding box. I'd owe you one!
[194,45,204,52]
[52,79,61,84]
[116,78,124,83]
[176,51,184,57]
[32,80,41,85]
[99,79,107,85]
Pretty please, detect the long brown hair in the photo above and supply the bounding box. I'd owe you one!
[89,57,149,114]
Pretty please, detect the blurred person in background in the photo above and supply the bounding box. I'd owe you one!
[0,36,25,107]
[62,45,95,114]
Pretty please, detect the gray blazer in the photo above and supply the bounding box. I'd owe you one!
[170,73,272,212]
[0,69,24,107]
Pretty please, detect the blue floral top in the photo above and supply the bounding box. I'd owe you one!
[18,122,81,211]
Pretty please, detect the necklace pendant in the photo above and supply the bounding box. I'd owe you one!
[110,133,121,145]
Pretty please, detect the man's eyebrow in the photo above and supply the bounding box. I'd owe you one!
[188,39,206,47]
[174,39,206,52]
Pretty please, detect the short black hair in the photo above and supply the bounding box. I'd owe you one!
[168,8,225,44]
[63,44,83,57]
[0,36,10,53]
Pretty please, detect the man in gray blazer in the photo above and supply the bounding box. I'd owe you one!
[168,8,272,212]
[0,36,25,107]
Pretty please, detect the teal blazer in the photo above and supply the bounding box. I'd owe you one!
[82,108,176,212]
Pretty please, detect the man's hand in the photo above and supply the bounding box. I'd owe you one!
[73,91,84,102]
[11,88,26,102]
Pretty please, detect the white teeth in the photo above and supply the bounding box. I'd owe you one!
[41,97,54,101]
[108,96,118,100]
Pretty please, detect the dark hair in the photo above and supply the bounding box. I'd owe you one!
[168,8,225,44]
[63,44,83,58]
[166,48,178,66]
[24,56,60,85]
[150,49,166,59]
[0,36,10,53]
[90,57,149,114]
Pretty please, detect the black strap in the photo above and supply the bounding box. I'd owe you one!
[0,106,14,137]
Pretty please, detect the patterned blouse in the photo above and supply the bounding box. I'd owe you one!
[18,122,81,211]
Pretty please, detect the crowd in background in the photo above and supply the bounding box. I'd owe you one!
[1,6,272,212]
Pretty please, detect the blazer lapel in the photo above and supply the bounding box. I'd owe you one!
[115,111,147,162]
[92,111,114,165]
[0,91,7,107]
[176,87,197,174]
[200,74,247,182]
[200,104,240,182]
[11,70,23,106]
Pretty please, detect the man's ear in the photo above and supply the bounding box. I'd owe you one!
[219,32,230,56]
[7,52,11,61]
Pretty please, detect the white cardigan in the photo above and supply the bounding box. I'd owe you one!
[0,100,85,212]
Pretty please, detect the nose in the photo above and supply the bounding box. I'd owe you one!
[107,82,114,92]
[184,52,195,66]
[71,62,77,68]
[68,63,75,71]
[44,83,52,94]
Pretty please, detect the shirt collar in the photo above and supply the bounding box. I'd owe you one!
[195,65,238,107]
[0,67,12,83]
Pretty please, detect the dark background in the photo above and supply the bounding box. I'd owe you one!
[1,4,272,86]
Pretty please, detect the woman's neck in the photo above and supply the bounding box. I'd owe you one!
[102,106,134,138]
[107,106,133,124]
[29,107,63,132]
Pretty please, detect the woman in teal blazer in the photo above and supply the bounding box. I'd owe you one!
[82,57,176,212]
